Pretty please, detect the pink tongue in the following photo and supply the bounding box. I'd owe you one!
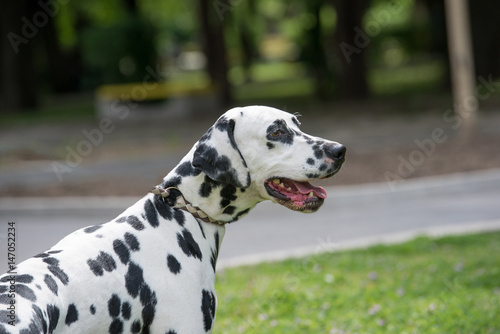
[292,181,327,199]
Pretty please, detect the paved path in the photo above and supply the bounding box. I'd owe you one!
[1,169,500,272]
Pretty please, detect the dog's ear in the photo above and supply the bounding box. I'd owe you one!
[192,117,251,189]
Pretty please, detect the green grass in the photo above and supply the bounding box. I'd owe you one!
[369,60,446,96]
[214,232,500,333]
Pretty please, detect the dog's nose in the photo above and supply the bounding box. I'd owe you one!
[325,144,346,161]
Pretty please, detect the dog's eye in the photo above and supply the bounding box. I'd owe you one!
[270,130,282,137]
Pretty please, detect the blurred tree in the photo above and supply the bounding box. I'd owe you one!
[197,0,232,106]
[123,0,138,13]
[233,0,259,83]
[420,0,450,90]
[332,0,370,99]
[469,0,500,80]
[0,0,38,111]
[301,0,332,100]
[40,8,82,93]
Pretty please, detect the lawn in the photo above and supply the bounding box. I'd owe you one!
[214,232,500,333]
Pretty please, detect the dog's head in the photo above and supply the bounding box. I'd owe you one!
[192,106,345,213]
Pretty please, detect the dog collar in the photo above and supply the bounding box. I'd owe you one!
[150,186,225,226]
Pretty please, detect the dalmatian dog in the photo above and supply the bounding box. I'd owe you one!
[0,106,345,334]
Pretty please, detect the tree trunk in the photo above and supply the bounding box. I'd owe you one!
[41,12,82,94]
[332,0,370,100]
[198,0,232,107]
[0,0,39,112]
[469,0,500,79]
[304,0,331,100]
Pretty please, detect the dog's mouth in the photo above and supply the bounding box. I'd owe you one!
[264,178,327,213]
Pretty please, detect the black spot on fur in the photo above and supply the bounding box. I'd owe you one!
[44,274,58,296]
[223,206,236,215]
[90,305,96,314]
[141,303,155,334]
[167,255,181,274]
[266,142,275,149]
[313,144,324,159]
[113,239,130,265]
[125,233,140,251]
[126,215,145,231]
[139,284,155,306]
[166,331,177,334]
[177,229,202,260]
[122,302,131,320]
[84,225,102,233]
[319,163,327,171]
[210,231,221,272]
[199,175,218,198]
[87,259,104,276]
[47,304,60,333]
[130,320,141,333]
[0,311,13,325]
[65,304,78,326]
[292,116,301,127]
[306,158,315,165]
[214,117,231,137]
[125,262,144,298]
[131,282,157,334]
[153,195,173,221]
[43,257,69,285]
[266,119,294,145]
[0,294,11,304]
[175,161,201,177]
[29,304,47,333]
[108,294,121,318]
[97,252,117,272]
[173,209,185,227]
[193,144,243,186]
[87,252,117,276]
[201,289,216,332]
[42,257,58,266]
[306,173,320,179]
[12,274,33,284]
[16,285,36,302]
[220,184,237,208]
[33,252,49,258]
[109,318,124,334]
[144,199,159,228]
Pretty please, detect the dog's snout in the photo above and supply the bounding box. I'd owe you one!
[325,144,346,161]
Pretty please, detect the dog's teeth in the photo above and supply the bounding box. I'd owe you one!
[287,187,292,191]
[280,183,285,188]
[273,179,280,184]
[308,192,314,197]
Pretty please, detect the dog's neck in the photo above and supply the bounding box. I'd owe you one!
[159,152,262,224]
